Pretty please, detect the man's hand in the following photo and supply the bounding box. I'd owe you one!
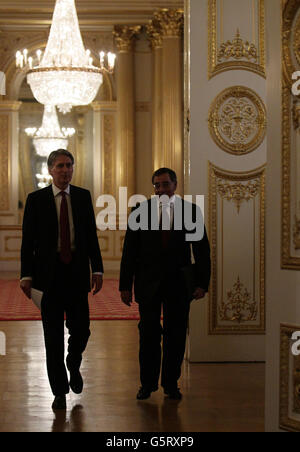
[92,274,103,295]
[121,290,132,306]
[193,287,206,300]
[20,280,32,299]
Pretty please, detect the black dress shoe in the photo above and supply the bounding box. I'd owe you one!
[69,370,83,394]
[52,395,67,410]
[136,387,152,400]
[164,387,182,400]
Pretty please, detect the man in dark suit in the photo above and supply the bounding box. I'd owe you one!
[119,168,210,400]
[20,149,104,410]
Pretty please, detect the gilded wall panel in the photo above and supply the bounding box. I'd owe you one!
[208,0,266,79]
[0,114,10,212]
[280,324,300,432]
[209,163,265,334]
[281,0,300,268]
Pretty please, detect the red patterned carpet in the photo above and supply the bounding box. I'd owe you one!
[0,279,140,321]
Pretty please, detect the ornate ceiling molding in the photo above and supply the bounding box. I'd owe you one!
[0,1,184,27]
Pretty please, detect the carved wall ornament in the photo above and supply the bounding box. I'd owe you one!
[113,25,141,53]
[219,276,257,323]
[208,86,267,155]
[216,178,260,213]
[217,29,258,63]
[146,19,163,49]
[153,8,184,38]
[280,324,300,432]
[208,0,266,78]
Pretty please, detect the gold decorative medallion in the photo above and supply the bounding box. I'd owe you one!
[208,86,267,155]
[280,324,300,432]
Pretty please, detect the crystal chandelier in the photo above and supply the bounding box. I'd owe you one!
[36,162,53,189]
[25,105,75,157]
[16,0,116,113]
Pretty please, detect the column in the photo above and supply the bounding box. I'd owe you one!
[0,100,22,225]
[113,25,141,199]
[73,106,89,190]
[154,9,184,195]
[92,100,117,201]
[146,21,163,173]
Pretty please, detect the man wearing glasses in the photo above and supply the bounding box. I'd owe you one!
[119,168,211,400]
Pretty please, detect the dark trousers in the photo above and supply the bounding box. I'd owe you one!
[41,257,90,396]
[138,283,190,391]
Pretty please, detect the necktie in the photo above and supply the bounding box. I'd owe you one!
[159,202,173,249]
[60,191,72,264]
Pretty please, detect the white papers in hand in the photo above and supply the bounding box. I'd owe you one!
[31,288,43,310]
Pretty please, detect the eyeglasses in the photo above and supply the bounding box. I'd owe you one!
[153,181,172,189]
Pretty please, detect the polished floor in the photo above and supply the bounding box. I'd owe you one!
[0,319,265,432]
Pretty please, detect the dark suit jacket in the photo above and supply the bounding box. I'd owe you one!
[119,198,211,303]
[21,184,103,293]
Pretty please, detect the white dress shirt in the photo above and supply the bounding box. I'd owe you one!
[158,194,176,230]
